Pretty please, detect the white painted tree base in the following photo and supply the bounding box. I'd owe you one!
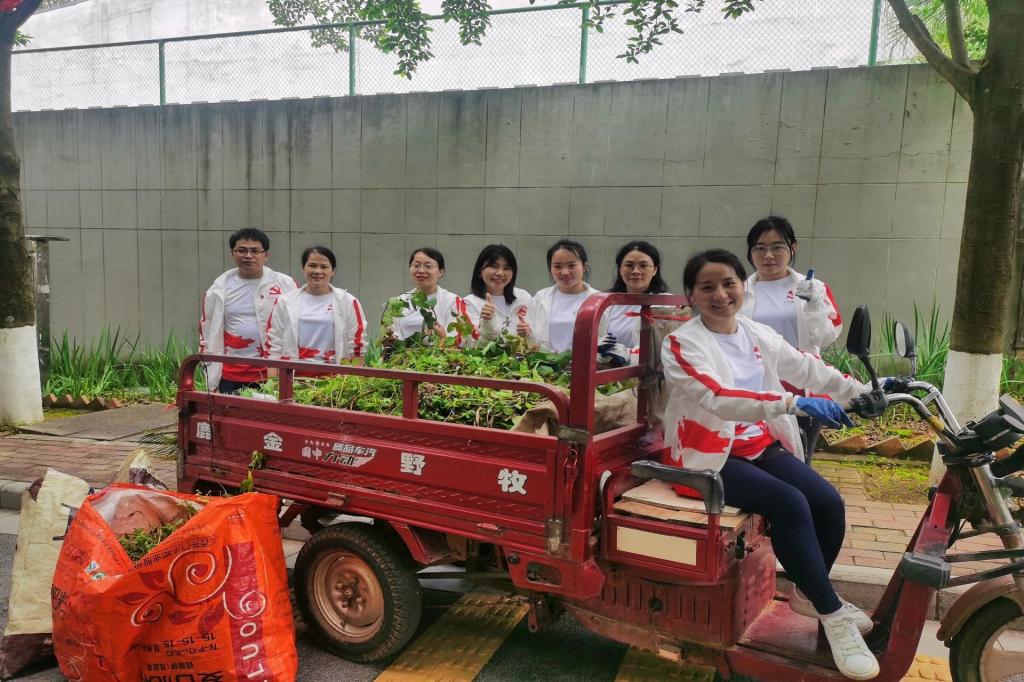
[929,349,1003,484]
[0,325,43,426]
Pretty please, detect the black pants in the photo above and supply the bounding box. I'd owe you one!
[720,444,845,614]
[218,379,263,395]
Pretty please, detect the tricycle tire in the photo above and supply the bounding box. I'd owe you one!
[294,523,422,662]
[948,595,1024,682]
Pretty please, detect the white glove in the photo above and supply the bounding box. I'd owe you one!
[794,278,825,306]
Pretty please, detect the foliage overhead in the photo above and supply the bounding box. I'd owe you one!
[268,0,761,76]
[901,0,988,61]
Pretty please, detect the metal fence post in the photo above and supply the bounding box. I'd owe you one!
[158,40,167,104]
[578,5,589,84]
[867,0,882,66]
[348,23,357,96]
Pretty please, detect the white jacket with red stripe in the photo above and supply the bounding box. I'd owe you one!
[199,267,298,388]
[660,316,867,472]
[741,267,842,355]
[266,285,367,364]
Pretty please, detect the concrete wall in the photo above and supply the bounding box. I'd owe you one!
[15,63,970,345]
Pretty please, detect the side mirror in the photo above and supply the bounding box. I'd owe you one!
[893,320,918,377]
[893,321,915,358]
[846,306,872,358]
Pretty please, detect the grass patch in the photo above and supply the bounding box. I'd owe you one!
[822,456,931,505]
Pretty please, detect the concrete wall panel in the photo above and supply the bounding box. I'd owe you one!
[47,228,85,344]
[196,106,224,191]
[703,74,782,186]
[898,68,954,183]
[483,188,517,235]
[198,189,225,231]
[570,84,612,187]
[43,111,81,191]
[820,66,907,184]
[947,97,972,184]
[45,190,79,229]
[332,98,362,189]
[134,107,163,190]
[606,81,668,187]
[291,189,332,231]
[700,186,773,237]
[568,187,607,236]
[437,91,487,188]
[885,238,940,324]
[485,89,522,188]
[361,95,406,188]
[76,110,104,191]
[813,183,895,239]
[99,110,137,190]
[288,99,333,190]
[263,103,291,190]
[161,230,200,336]
[438,189,483,234]
[519,87,573,188]
[140,229,168,341]
[103,228,141,333]
[404,94,438,189]
[161,106,198,190]
[405,189,437,234]
[775,71,827,185]
[101,190,138,230]
[221,102,263,190]
[79,229,107,340]
[603,187,661,235]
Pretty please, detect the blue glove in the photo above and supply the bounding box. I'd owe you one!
[597,333,629,368]
[794,396,855,429]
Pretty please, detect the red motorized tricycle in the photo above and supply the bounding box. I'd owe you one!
[176,293,1024,681]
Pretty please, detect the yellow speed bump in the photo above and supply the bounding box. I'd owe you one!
[900,655,952,681]
[615,647,715,682]
[375,592,528,682]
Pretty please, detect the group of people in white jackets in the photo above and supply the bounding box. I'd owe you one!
[198,217,882,680]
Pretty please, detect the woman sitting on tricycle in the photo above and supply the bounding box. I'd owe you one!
[661,248,878,680]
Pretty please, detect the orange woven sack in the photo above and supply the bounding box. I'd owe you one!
[51,484,297,681]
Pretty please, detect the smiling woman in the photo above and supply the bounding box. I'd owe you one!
[384,247,471,343]
[462,244,536,343]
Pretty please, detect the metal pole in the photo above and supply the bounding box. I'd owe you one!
[578,5,589,85]
[158,40,167,104]
[348,24,357,96]
[868,0,882,66]
[24,235,69,388]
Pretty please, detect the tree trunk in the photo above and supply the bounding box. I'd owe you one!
[0,33,41,425]
[931,0,1024,482]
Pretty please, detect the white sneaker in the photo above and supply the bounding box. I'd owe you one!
[790,586,873,634]
[820,610,880,680]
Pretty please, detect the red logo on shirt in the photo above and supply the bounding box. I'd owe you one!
[269,285,282,297]
[298,347,320,359]
[786,289,795,302]
[224,332,255,349]
[752,344,764,364]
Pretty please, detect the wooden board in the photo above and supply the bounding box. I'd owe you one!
[620,478,743,515]
[23,403,176,440]
[612,499,749,530]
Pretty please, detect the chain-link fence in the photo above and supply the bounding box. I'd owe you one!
[14,0,912,111]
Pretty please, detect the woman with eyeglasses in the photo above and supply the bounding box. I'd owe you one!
[740,216,843,458]
[386,247,473,343]
[595,241,672,366]
[463,244,536,342]
[267,245,366,375]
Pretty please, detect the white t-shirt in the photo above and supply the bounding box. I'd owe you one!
[548,290,591,353]
[605,304,640,348]
[297,291,336,362]
[465,289,533,337]
[223,276,261,360]
[752,277,799,348]
[710,324,770,458]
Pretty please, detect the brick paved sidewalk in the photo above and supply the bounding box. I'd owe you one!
[0,431,1006,575]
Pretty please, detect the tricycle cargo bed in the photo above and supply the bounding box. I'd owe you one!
[179,392,565,549]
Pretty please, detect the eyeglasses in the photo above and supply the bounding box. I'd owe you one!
[232,248,266,256]
[410,263,438,272]
[750,243,790,257]
[621,262,654,272]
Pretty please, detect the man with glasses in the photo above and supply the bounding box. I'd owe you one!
[199,228,297,393]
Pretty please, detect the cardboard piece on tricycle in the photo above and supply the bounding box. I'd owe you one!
[621,478,743,516]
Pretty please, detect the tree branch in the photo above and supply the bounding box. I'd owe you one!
[887,0,975,103]
[942,0,970,67]
[0,0,42,40]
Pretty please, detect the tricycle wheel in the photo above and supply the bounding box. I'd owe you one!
[295,523,422,662]
[949,596,1024,682]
